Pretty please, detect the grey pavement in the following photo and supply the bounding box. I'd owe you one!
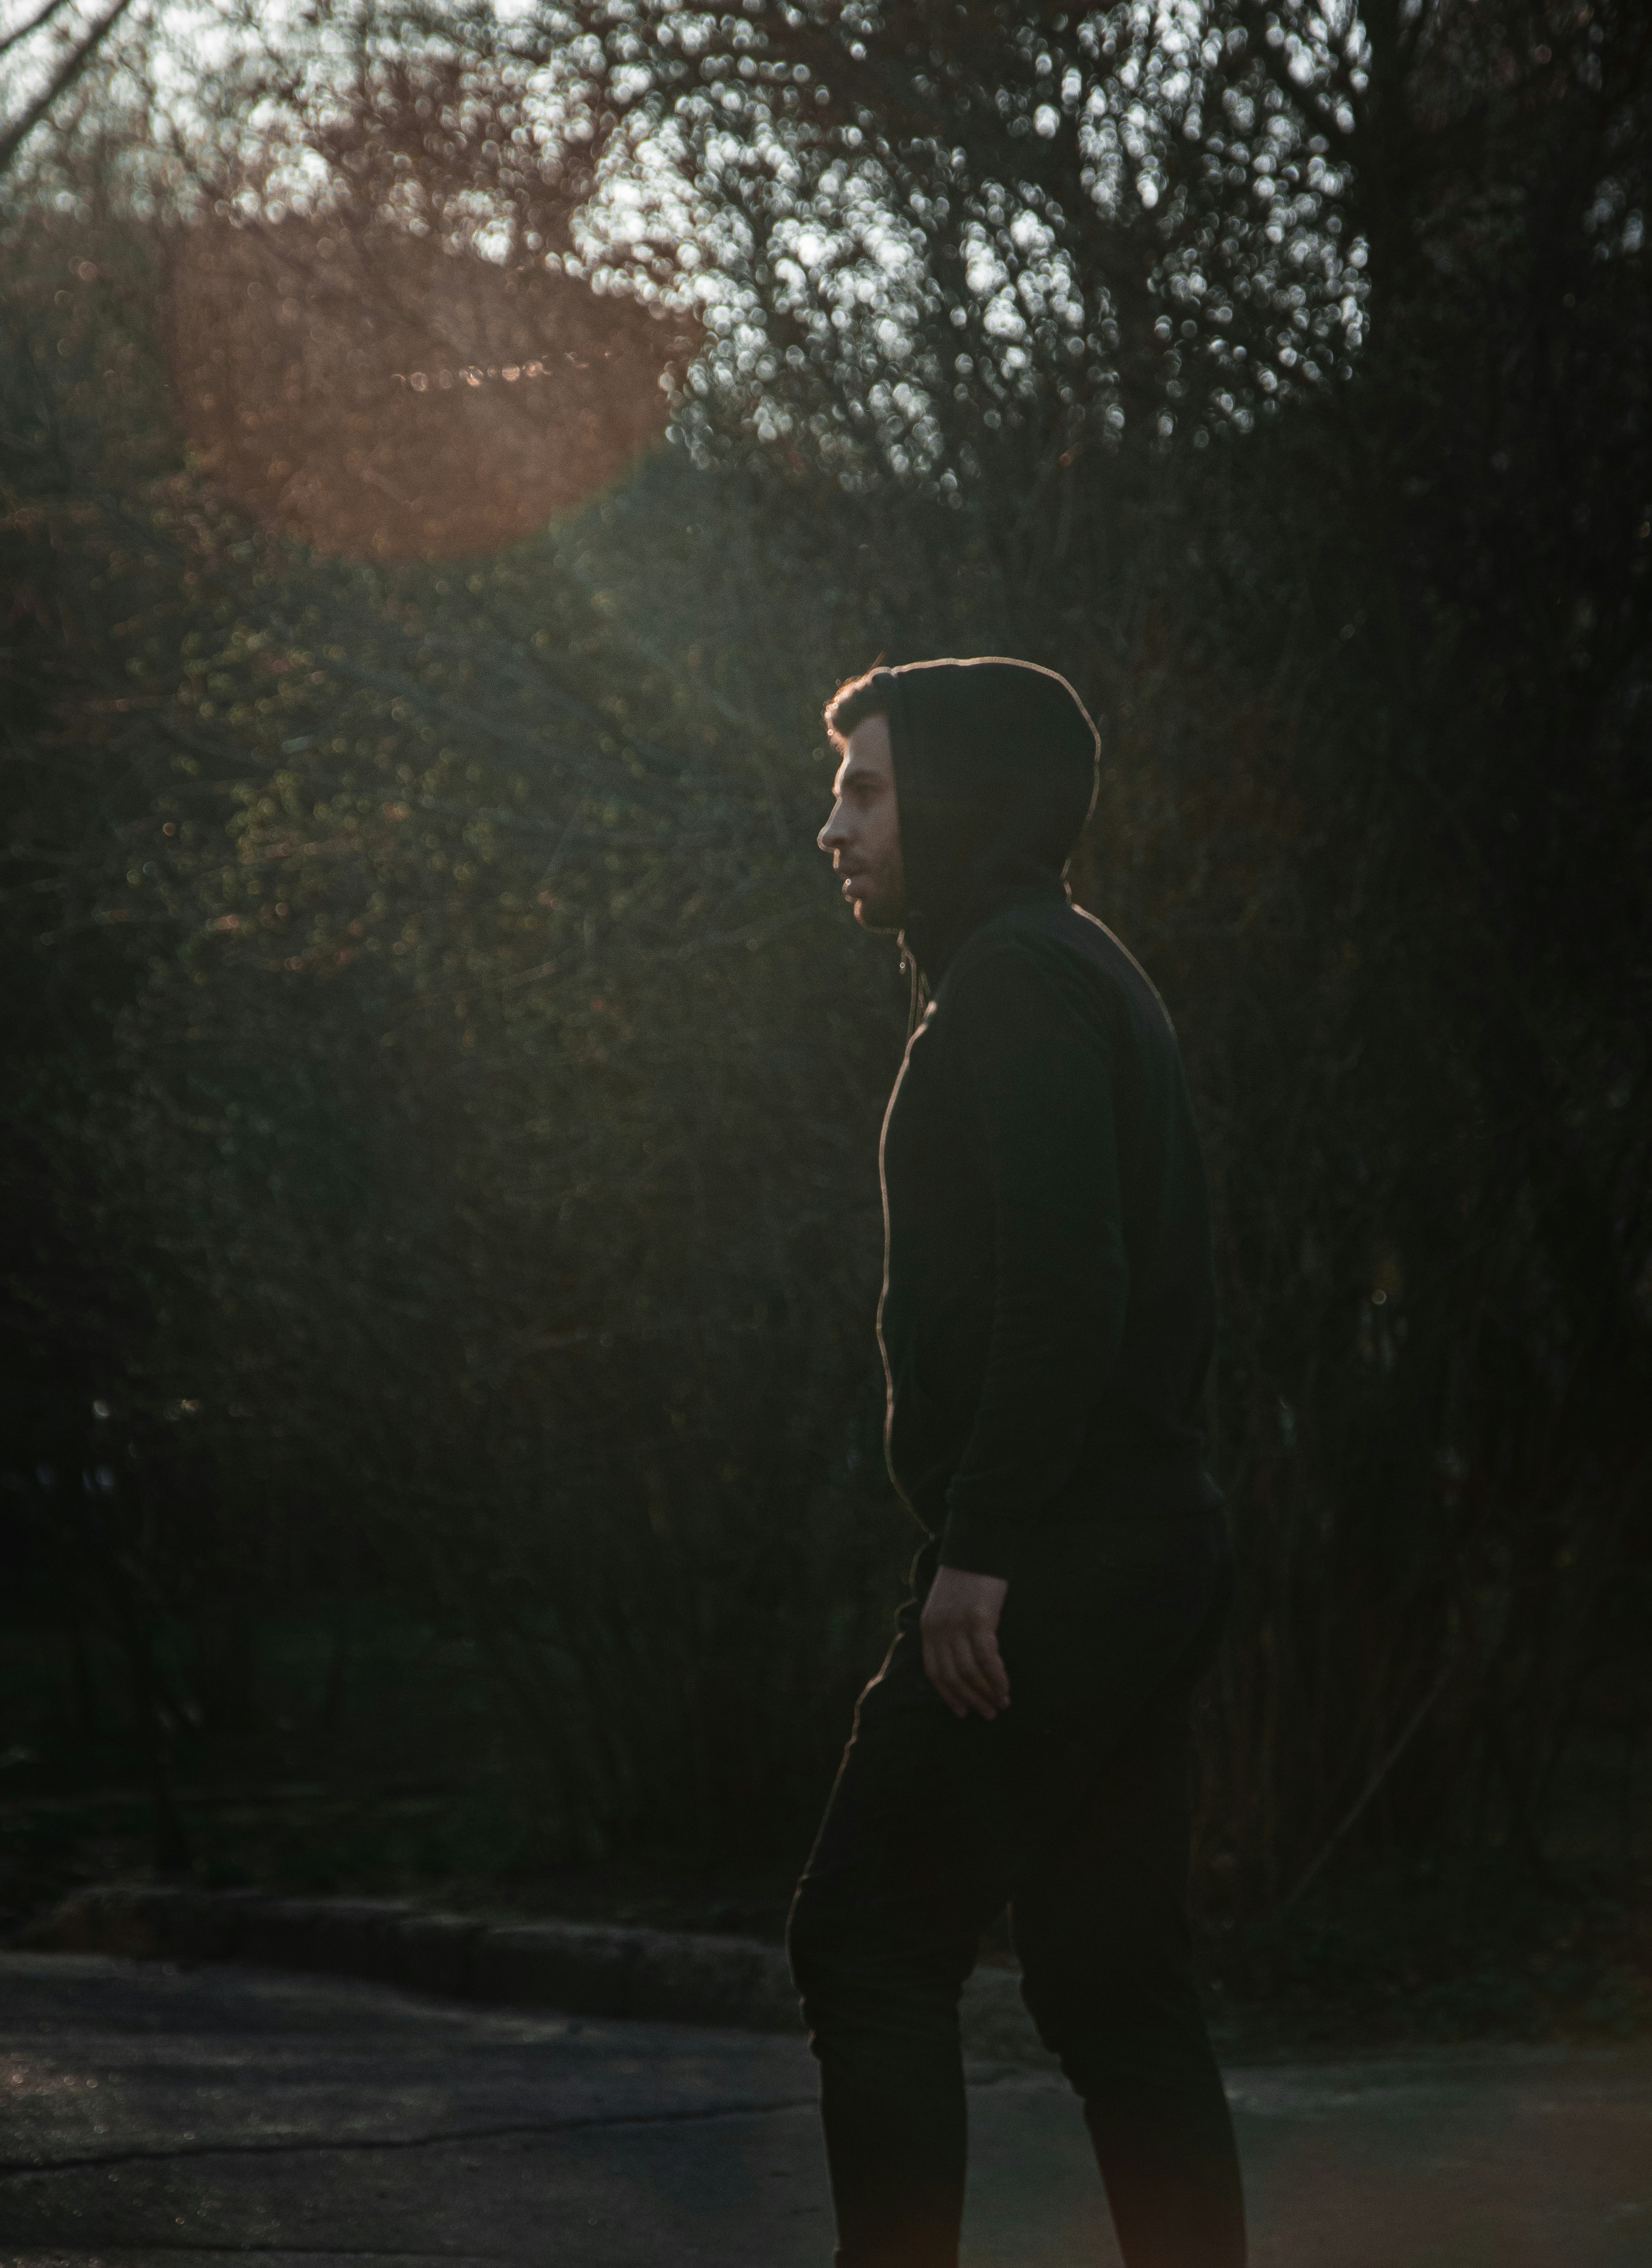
[1,1952,1649,2266]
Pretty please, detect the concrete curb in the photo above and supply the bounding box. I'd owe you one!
[25,1884,1049,2061]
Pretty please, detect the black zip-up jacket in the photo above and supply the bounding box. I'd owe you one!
[867,657,1221,1580]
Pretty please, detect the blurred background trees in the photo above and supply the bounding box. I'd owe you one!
[2,0,1648,2008]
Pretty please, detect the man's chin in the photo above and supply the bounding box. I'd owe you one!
[852,893,906,935]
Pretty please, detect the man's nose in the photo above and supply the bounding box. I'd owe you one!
[818,801,847,854]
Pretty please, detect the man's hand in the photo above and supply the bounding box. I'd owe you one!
[920,1566,1010,1720]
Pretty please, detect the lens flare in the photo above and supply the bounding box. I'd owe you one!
[166,218,696,561]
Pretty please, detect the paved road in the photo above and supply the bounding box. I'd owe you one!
[1,1953,1648,2266]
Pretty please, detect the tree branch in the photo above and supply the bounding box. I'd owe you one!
[0,0,138,181]
[0,0,75,64]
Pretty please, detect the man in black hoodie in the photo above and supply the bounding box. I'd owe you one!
[788,659,1246,2268]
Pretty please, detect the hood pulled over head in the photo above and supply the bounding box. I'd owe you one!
[861,656,1099,982]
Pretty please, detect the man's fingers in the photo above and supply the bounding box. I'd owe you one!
[924,1618,1007,1719]
[919,1569,1011,1717]
[971,1625,1011,1711]
[944,1636,993,1717]
[922,1627,969,1716]
[963,1625,1009,1715]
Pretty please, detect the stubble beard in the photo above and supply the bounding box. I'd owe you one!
[853,886,907,935]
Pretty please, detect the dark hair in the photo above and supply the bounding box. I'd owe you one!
[824,668,889,750]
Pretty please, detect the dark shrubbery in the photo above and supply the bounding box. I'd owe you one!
[2,0,1647,1924]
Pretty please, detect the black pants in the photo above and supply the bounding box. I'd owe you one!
[787,1512,1245,2268]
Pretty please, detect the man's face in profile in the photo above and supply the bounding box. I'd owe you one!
[818,713,907,932]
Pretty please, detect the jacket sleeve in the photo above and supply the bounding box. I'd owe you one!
[937,941,1127,1579]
